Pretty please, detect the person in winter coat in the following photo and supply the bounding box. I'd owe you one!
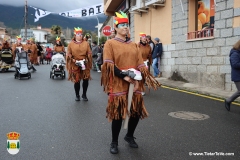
[225,40,240,111]
[151,37,162,77]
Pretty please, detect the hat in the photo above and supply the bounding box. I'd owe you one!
[74,27,83,35]
[139,32,146,37]
[56,36,61,41]
[93,41,97,45]
[154,37,160,42]
[16,35,21,40]
[114,11,128,26]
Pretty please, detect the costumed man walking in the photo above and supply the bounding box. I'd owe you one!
[66,27,92,101]
[24,38,37,71]
[54,36,65,55]
[12,35,25,60]
[101,11,161,154]
[138,32,152,96]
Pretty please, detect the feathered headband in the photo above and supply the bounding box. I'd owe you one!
[139,32,146,37]
[56,36,61,41]
[114,11,128,26]
[16,35,21,40]
[74,27,83,35]
[27,37,33,41]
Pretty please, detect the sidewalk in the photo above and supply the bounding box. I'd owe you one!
[155,77,240,103]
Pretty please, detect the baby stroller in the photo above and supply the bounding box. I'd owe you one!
[14,47,31,80]
[0,48,14,72]
[50,52,66,79]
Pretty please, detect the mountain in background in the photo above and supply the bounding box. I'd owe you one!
[0,4,107,31]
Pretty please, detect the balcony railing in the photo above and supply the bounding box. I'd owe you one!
[187,28,214,40]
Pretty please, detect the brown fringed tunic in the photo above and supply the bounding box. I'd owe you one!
[138,42,152,64]
[24,43,37,63]
[66,40,92,83]
[54,45,65,53]
[101,37,161,121]
[12,43,25,60]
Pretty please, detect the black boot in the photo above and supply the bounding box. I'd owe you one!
[82,94,88,101]
[32,66,37,72]
[75,95,80,101]
[110,142,118,154]
[225,99,231,111]
[124,135,138,148]
[82,80,89,101]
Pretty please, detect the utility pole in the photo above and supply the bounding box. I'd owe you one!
[24,0,28,41]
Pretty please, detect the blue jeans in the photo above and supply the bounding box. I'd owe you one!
[152,58,159,77]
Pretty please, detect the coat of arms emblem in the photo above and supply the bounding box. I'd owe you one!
[7,132,20,155]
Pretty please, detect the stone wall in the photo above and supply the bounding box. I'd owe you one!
[160,0,240,91]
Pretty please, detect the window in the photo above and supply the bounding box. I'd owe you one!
[187,0,215,40]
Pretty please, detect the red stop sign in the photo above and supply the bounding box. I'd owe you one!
[102,25,112,36]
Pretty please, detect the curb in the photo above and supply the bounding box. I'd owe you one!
[156,78,240,106]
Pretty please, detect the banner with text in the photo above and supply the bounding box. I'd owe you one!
[30,3,103,22]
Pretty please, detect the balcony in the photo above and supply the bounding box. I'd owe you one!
[104,0,125,16]
[145,0,166,7]
[131,0,148,13]
[187,28,214,41]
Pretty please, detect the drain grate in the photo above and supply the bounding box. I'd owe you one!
[168,111,210,120]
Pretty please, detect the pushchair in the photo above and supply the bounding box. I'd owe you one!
[50,52,66,79]
[14,47,31,79]
[0,48,14,72]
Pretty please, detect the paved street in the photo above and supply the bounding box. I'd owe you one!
[0,65,240,160]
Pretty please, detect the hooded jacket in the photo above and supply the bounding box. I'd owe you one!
[229,48,240,82]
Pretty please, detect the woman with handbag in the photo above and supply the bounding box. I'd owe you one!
[66,27,92,101]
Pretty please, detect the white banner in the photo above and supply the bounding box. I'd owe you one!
[30,3,103,22]
[59,3,103,18]
[30,6,51,22]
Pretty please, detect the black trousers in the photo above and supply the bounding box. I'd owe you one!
[74,79,89,96]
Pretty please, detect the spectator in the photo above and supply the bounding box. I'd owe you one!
[91,41,99,71]
[152,37,162,78]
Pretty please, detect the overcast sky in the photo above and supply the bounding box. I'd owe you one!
[0,0,103,12]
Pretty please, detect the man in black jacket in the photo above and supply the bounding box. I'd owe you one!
[152,37,162,77]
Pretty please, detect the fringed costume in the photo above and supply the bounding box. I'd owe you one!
[66,27,92,101]
[101,37,160,121]
[12,35,24,60]
[101,11,161,154]
[54,36,65,53]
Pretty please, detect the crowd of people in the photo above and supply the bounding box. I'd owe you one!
[0,35,67,69]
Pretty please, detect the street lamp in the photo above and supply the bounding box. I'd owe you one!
[95,16,99,45]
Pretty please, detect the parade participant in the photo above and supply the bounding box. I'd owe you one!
[45,46,52,64]
[66,27,92,101]
[1,38,11,50]
[54,36,65,56]
[138,32,152,95]
[101,11,161,154]
[32,40,38,65]
[0,41,2,50]
[36,42,43,65]
[12,35,25,60]
[24,38,37,71]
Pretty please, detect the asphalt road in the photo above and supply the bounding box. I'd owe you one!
[0,65,240,160]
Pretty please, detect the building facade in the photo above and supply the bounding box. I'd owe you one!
[104,0,240,91]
